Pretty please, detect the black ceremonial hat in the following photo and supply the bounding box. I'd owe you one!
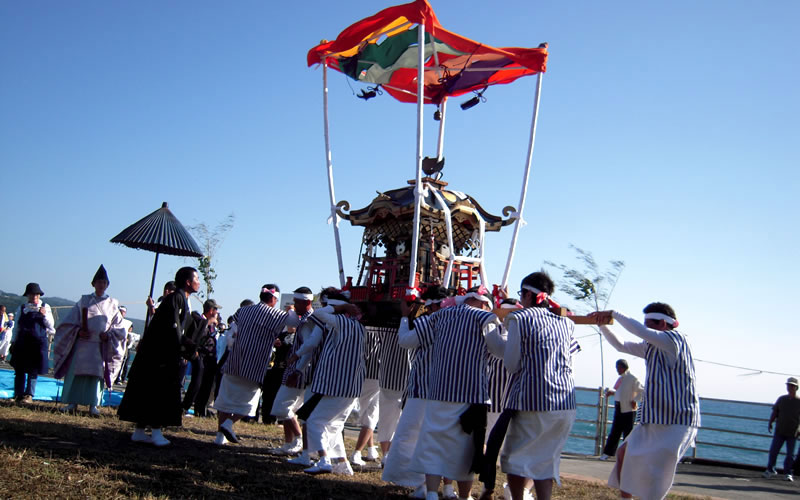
[92,264,109,283]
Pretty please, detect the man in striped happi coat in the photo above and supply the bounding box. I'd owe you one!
[490,272,578,500]
[213,285,292,446]
[403,285,505,500]
[385,285,459,499]
[349,324,382,465]
[593,302,700,500]
[372,322,411,461]
[297,291,366,476]
[268,287,316,457]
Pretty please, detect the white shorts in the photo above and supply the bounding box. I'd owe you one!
[500,409,576,485]
[377,388,403,442]
[357,378,380,429]
[270,384,305,420]
[410,400,474,482]
[213,374,261,417]
[609,423,697,500]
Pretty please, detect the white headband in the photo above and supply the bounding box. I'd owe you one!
[500,303,520,309]
[294,293,314,301]
[644,312,677,325]
[424,298,444,306]
[522,284,543,295]
[261,288,280,302]
[326,299,349,306]
[458,292,492,305]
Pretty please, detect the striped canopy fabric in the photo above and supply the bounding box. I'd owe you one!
[307,0,548,105]
[110,202,202,257]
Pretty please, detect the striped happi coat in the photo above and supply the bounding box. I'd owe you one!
[377,326,410,393]
[310,315,366,399]
[415,304,497,404]
[487,356,510,413]
[505,307,577,412]
[364,326,381,380]
[223,303,289,384]
[640,329,700,427]
[281,310,321,389]
[405,342,433,400]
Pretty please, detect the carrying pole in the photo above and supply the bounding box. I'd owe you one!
[322,62,346,287]
[408,23,426,292]
[501,72,544,288]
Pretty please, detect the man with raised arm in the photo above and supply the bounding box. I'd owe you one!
[590,303,700,500]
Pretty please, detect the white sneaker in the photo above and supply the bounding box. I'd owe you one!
[786,474,794,482]
[763,469,776,478]
[131,429,152,443]
[523,488,535,500]
[304,456,332,474]
[214,432,228,446]
[286,437,303,455]
[351,451,367,466]
[332,460,354,476]
[443,482,457,498]
[599,454,610,461]
[89,405,100,417]
[219,419,239,443]
[365,446,380,461]
[59,404,77,413]
[409,485,427,499]
[287,451,313,466]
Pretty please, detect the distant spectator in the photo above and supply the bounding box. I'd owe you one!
[0,306,11,361]
[10,283,55,402]
[53,265,127,416]
[600,359,643,460]
[114,306,134,384]
[763,377,800,481]
[182,299,222,416]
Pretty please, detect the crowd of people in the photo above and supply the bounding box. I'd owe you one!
[3,265,715,500]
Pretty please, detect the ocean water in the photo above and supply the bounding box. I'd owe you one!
[567,388,776,467]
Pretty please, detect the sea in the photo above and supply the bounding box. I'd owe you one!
[568,387,776,467]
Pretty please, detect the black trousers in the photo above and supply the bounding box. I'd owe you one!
[480,408,516,490]
[602,402,635,456]
[193,354,218,416]
[182,356,204,412]
[260,366,286,424]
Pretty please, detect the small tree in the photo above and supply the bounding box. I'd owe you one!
[545,245,625,390]
[188,214,235,299]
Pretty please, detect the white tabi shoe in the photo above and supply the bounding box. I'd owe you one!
[89,405,100,417]
[304,456,332,474]
[332,460,354,476]
[131,428,152,444]
[219,419,239,443]
[150,429,171,447]
[214,432,228,446]
[287,451,313,466]
[443,483,458,498]
[598,454,610,461]
[365,446,380,461]
[350,451,367,466]
[59,404,78,413]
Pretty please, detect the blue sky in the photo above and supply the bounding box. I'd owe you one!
[1,1,797,402]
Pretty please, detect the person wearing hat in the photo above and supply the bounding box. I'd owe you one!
[10,283,55,402]
[53,265,127,416]
[181,298,221,416]
[591,302,699,500]
[763,377,800,481]
[118,266,201,446]
[600,359,643,460]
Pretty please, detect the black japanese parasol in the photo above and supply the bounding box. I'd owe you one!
[110,202,202,327]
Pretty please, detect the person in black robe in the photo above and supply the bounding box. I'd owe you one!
[118,266,200,447]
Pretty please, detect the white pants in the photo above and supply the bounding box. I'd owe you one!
[411,400,474,482]
[501,409,576,485]
[382,397,426,487]
[270,384,306,420]
[306,396,357,459]
[356,378,380,429]
[377,388,403,443]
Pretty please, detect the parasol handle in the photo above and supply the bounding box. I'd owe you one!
[145,252,159,330]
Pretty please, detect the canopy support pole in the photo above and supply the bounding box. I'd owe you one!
[408,23,426,292]
[323,62,346,288]
[436,98,447,160]
[501,72,544,289]
[145,251,159,330]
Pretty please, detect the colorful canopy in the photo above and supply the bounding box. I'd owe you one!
[307,0,548,105]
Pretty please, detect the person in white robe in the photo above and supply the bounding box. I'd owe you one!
[53,265,127,416]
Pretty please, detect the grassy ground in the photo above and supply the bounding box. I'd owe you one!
[0,400,704,499]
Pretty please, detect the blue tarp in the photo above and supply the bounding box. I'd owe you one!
[0,368,124,406]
